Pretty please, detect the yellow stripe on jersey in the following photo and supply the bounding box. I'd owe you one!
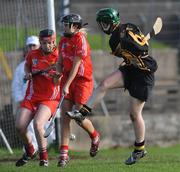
[128,31,149,46]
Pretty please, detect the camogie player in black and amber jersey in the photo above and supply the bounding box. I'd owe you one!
[66,8,158,165]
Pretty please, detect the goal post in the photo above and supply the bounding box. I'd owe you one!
[47,0,56,32]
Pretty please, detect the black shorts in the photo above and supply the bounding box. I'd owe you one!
[119,65,155,101]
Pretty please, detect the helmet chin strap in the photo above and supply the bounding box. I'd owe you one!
[63,32,74,38]
[112,23,120,32]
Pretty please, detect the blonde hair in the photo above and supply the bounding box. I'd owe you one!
[79,28,88,37]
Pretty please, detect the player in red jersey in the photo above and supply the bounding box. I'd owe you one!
[15,29,59,167]
[56,14,100,167]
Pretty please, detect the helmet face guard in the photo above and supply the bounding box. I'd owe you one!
[97,22,114,35]
[96,8,120,34]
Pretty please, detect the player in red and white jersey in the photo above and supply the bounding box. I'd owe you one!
[59,30,92,81]
[56,14,100,167]
[25,43,59,101]
[15,29,59,167]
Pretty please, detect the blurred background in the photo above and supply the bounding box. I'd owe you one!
[0,0,180,152]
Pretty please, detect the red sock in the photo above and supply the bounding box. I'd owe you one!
[60,145,69,159]
[39,147,48,161]
[90,130,98,139]
[25,143,35,157]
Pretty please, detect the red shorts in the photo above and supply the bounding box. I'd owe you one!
[61,76,93,104]
[21,99,59,116]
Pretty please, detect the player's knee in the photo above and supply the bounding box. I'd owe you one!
[61,116,71,125]
[99,80,109,92]
[33,120,43,132]
[15,123,25,135]
[129,113,136,122]
[61,115,71,124]
[75,116,86,126]
[130,112,142,122]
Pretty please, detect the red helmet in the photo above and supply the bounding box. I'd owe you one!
[39,29,56,42]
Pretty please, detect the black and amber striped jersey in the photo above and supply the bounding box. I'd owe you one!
[109,23,157,72]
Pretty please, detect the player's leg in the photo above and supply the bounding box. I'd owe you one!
[15,107,36,167]
[58,99,73,167]
[15,107,34,146]
[88,70,124,108]
[33,104,53,167]
[125,97,147,165]
[27,121,38,151]
[74,103,100,157]
[130,97,146,144]
[66,69,124,120]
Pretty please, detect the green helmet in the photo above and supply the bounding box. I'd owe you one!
[96,8,120,34]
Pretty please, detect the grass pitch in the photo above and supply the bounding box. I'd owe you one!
[0,145,180,172]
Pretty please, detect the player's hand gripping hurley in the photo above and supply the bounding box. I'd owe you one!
[23,64,56,83]
[44,95,65,138]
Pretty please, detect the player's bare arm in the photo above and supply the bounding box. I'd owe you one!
[24,62,32,80]
[63,56,81,95]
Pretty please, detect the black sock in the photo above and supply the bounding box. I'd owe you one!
[134,140,145,152]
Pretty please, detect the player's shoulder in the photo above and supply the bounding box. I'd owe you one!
[25,49,41,62]
[58,36,66,48]
[27,48,40,56]
[59,35,66,41]
[74,32,85,40]
[122,23,139,30]
[123,23,143,34]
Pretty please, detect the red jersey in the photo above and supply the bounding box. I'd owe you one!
[24,48,60,101]
[58,32,93,80]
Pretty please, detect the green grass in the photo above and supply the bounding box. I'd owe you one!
[1,145,180,172]
[0,26,39,51]
[0,26,110,51]
[0,26,168,52]
[150,40,169,49]
[87,33,110,50]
